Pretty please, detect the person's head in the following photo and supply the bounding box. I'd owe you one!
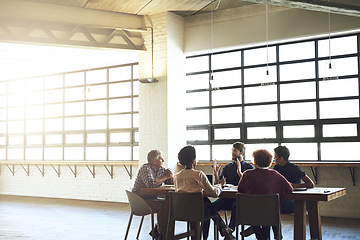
[274,146,290,165]
[252,149,272,168]
[147,150,164,169]
[178,145,196,168]
[232,142,245,161]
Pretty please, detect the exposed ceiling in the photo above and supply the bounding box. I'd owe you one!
[1,0,360,80]
[21,0,360,17]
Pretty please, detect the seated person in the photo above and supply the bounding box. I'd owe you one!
[212,142,253,231]
[238,149,293,240]
[273,146,315,213]
[132,150,173,240]
[174,145,235,240]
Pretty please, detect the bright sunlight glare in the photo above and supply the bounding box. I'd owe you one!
[0,42,139,132]
[0,42,139,81]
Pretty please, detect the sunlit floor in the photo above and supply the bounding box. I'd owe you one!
[0,195,359,240]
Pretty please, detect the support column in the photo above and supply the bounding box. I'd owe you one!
[139,12,186,170]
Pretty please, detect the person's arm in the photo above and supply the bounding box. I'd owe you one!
[291,175,315,188]
[200,171,222,197]
[284,177,294,193]
[236,158,243,178]
[237,171,247,193]
[213,159,222,184]
[156,168,173,186]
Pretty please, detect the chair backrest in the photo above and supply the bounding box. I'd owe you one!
[169,191,204,222]
[236,193,280,227]
[125,189,153,216]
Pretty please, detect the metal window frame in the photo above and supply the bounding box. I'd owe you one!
[186,32,360,162]
[0,63,139,163]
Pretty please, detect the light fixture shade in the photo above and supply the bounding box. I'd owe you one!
[322,60,339,81]
[139,78,158,83]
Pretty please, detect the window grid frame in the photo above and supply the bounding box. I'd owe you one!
[0,63,139,162]
[186,32,360,162]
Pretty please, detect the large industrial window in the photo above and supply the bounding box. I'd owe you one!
[185,32,360,162]
[0,63,139,162]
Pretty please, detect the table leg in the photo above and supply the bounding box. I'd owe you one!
[308,201,322,240]
[293,200,306,240]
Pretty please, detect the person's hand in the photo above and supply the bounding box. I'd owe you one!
[164,168,173,179]
[236,157,241,167]
[219,177,226,187]
[236,157,244,178]
[213,159,221,174]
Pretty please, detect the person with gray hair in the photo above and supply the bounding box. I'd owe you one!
[132,150,173,240]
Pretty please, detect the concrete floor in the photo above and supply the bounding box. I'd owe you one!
[0,195,359,239]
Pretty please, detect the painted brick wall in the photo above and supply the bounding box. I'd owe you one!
[0,165,136,202]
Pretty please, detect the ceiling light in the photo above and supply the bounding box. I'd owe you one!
[323,11,339,81]
[139,27,158,84]
[139,78,158,83]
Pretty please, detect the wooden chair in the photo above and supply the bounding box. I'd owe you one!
[166,191,219,240]
[235,193,281,240]
[124,189,156,240]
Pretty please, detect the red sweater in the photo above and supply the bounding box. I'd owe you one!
[238,168,293,204]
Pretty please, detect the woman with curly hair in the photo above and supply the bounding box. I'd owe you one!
[237,149,293,240]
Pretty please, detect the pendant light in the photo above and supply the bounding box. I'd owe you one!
[209,0,221,91]
[323,10,339,81]
[262,4,273,86]
[139,27,158,83]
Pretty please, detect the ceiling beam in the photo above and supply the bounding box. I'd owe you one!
[241,0,360,17]
[0,0,145,30]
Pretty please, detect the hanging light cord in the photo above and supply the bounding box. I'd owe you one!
[328,11,332,66]
[266,4,269,75]
[211,9,214,63]
[210,0,221,81]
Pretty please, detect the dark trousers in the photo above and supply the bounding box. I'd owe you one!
[202,197,220,239]
[212,197,236,230]
[253,226,281,240]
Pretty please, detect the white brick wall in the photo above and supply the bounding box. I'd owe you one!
[0,165,137,202]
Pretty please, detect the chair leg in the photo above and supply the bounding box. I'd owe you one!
[241,225,245,240]
[166,218,173,240]
[224,211,228,226]
[215,216,219,240]
[150,213,155,240]
[124,213,133,240]
[277,223,282,240]
[235,225,238,240]
[136,216,144,239]
[187,221,190,240]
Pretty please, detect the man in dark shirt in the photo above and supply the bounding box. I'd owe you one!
[273,145,315,213]
[212,142,254,231]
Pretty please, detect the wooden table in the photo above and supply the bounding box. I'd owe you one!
[140,186,346,240]
[285,187,346,240]
[139,186,176,239]
[139,186,239,239]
